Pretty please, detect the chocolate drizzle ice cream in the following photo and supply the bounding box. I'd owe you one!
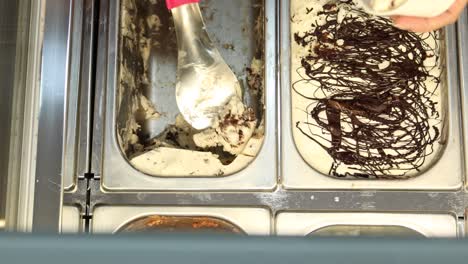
[117,0,266,177]
[291,0,444,179]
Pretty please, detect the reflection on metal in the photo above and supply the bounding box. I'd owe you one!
[62,0,84,191]
[310,226,424,238]
[61,206,81,234]
[32,0,72,232]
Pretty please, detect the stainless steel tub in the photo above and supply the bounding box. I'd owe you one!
[276,212,458,237]
[96,0,277,191]
[92,206,271,235]
[280,0,463,190]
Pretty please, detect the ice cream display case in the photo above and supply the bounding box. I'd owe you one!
[59,0,467,237]
[3,0,467,237]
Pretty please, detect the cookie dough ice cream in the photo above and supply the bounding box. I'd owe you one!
[118,0,266,177]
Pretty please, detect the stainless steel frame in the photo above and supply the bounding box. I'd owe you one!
[92,206,271,235]
[5,0,45,232]
[94,0,277,191]
[31,0,73,232]
[59,2,468,235]
[83,178,466,216]
[459,10,468,189]
[14,0,99,233]
[280,0,463,190]
[62,0,102,191]
[276,213,457,237]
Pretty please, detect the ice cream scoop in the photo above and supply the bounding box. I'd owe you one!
[166,0,242,130]
[357,0,456,17]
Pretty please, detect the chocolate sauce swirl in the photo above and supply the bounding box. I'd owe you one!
[293,1,442,179]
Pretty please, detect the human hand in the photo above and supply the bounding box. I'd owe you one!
[392,0,467,32]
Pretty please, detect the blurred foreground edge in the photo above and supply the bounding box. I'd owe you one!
[0,234,467,264]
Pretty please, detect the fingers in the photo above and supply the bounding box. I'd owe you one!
[392,15,451,32]
[391,0,468,32]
